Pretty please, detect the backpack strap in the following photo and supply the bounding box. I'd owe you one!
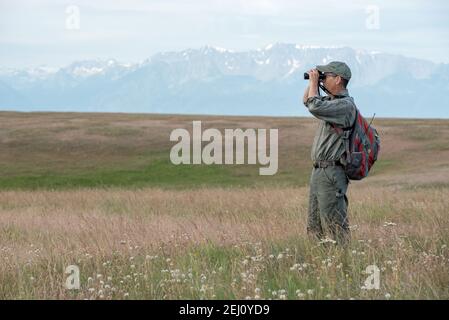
[330,107,358,164]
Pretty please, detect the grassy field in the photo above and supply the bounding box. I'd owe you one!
[0,111,448,299]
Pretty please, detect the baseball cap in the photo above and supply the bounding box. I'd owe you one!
[316,61,352,81]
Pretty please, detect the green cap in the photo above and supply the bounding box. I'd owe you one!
[316,61,352,80]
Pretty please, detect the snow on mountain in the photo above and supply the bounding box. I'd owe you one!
[0,44,447,118]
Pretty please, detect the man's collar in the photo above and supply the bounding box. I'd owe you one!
[334,89,349,97]
[327,89,349,99]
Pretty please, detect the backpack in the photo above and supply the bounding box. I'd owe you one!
[334,108,380,180]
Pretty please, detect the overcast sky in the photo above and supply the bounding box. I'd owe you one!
[1,0,448,68]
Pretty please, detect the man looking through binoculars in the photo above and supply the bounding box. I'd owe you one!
[302,61,356,245]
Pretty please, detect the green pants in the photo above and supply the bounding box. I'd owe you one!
[307,165,350,244]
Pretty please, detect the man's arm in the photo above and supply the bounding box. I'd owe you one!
[302,85,309,105]
[303,70,354,127]
[307,69,319,99]
[306,98,356,128]
[302,69,319,105]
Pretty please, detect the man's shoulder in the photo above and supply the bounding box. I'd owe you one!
[332,96,357,127]
[333,95,356,109]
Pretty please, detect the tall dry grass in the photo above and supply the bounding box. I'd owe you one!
[1,112,448,299]
[1,183,448,299]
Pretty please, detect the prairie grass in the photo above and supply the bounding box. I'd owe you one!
[1,112,448,299]
[0,184,448,299]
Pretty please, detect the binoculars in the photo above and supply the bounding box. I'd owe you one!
[303,71,326,80]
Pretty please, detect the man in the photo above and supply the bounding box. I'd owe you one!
[302,61,356,245]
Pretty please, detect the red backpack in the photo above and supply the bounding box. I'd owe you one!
[336,109,380,180]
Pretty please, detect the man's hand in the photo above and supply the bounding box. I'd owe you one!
[308,69,319,85]
[307,69,319,99]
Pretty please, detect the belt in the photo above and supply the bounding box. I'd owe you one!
[313,160,343,168]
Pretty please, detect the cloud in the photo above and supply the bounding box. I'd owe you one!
[0,0,448,67]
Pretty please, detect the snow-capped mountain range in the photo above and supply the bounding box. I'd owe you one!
[1,43,448,118]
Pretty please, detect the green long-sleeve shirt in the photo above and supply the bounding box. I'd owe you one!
[304,89,357,162]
